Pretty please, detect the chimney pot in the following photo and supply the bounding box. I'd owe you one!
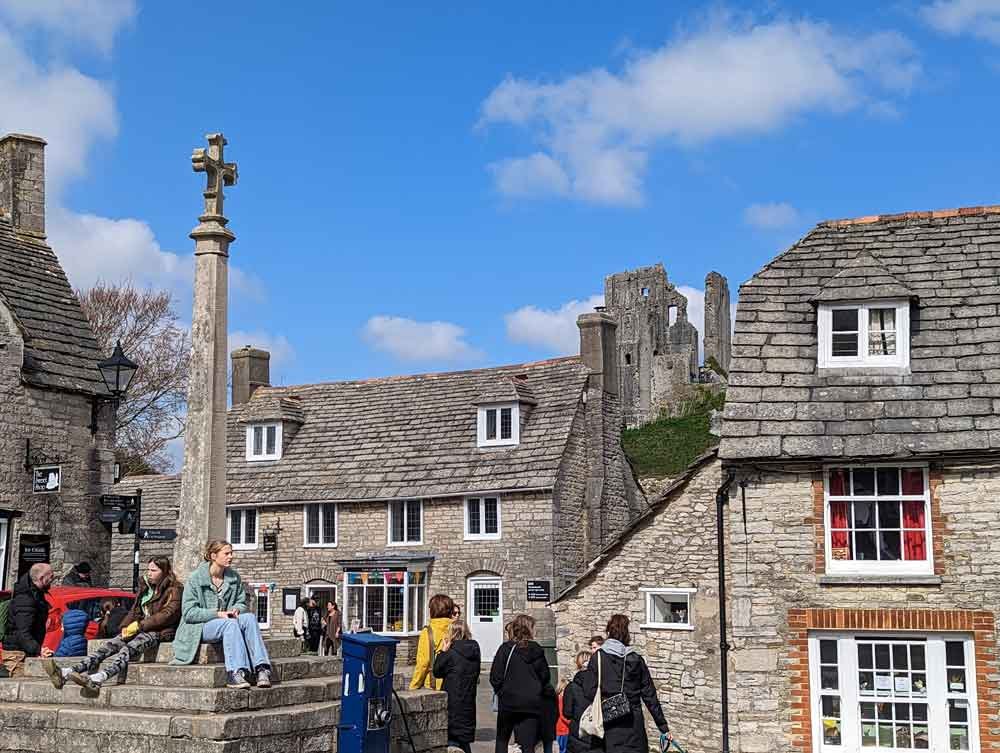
[0,134,47,237]
[231,346,270,406]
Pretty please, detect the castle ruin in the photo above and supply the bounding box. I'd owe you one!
[604,264,731,427]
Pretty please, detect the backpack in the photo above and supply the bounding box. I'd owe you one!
[0,598,11,643]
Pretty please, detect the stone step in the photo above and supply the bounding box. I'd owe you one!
[0,689,448,750]
[24,655,343,688]
[4,667,409,714]
[84,636,301,664]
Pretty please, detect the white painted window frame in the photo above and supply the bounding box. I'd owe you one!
[817,299,910,369]
[477,403,520,447]
[639,587,696,631]
[303,502,338,548]
[387,499,423,546]
[0,518,7,590]
[245,422,283,462]
[464,496,502,541]
[342,568,427,636]
[808,631,980,753]
[227,506,259,550]
[824,464,933,577]
[250,583,271,630]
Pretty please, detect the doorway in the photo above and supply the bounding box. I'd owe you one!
[467,576,503,662]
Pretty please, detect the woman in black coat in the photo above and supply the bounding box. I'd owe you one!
[579,614,671,753]
[562,650,594,753]
[490,613,555,753]
[432,620,481,753]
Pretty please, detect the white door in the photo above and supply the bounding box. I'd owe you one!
[468,577,503,662]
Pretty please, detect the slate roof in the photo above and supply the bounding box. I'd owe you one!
[225,357,590,504]
[721,206,1000,462]
[0,217,107,394]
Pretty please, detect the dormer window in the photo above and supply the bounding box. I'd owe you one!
[817,300,909,369]
[477,403,519,447]
[246,422,282,461]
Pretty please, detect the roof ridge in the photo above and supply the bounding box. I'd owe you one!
[255,356,584,392]
[820,204,1000,227]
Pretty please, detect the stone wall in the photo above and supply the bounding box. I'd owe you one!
[553,457,724,752]
[0,298,115,589]
[726,463,1000,753]
[703,271,732,374]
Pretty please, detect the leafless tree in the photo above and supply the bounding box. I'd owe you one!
[78,282,190,474]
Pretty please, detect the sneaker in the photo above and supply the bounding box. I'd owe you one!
[255,666,272,688]
[66,671,101,691]
[42,658,65,689]
[226,669,251,689]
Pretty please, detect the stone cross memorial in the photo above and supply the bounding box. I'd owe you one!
[173,133,238,577]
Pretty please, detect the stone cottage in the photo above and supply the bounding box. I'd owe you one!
[719,206,1000,753]
[0,133,117,588]
[118,311,643,660]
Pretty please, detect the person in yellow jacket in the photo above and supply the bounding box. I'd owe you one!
[409,593,456,690]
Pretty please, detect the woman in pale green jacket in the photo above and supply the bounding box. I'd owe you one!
[170,540,272,689]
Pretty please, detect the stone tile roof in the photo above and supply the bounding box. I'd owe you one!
[0,218,107,394]
[115,474,181,521]
[812,250,916,303]
[226,357,590,503]
[237,395,305,424]
[721,206,1000,461]
[474,376,538,406]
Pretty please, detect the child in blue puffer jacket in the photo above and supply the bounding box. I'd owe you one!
[54,609,89,657]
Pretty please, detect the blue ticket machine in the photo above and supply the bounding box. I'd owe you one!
[338,632,398,753]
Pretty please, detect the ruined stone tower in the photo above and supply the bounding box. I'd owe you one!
[604,264,699,427]
[703,271,732,374]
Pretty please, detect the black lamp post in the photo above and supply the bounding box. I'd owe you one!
[90,341,138,435]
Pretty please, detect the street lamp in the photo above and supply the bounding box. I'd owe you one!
[90,341,138,434]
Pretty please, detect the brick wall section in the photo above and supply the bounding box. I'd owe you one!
[728,464,1000,753]
[553,458,724,752]
[810,472,949,578]
[0,300,115,588]
[786,608,999,753]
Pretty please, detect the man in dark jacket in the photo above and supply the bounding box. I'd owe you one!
[1,563,55,676]
[61,561,92,586]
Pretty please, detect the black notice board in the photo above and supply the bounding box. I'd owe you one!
[263,533,278,552]
[282,588,301,615]
[17,534,50,579]
[526,580,551,602]
[139,528,176,541]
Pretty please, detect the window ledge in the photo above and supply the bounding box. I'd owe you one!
[640,623,695,632]
[819,574,942,587]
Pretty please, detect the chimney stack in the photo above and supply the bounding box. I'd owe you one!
[578,311,618,396]
[231,346,270,406]
[0,134,46,237]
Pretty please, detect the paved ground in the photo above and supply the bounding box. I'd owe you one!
[471,667,496,752]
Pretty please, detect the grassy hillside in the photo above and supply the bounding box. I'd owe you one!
[622,388,723,478]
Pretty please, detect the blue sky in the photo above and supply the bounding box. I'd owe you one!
[2,1,1000,388]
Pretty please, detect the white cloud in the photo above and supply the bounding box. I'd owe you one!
[480,14,919,205]
[743,201,801,229]
[228,330,296,373]
[505,294,605,354]
[0,0,136,54]
[921,0,1000,43]
[362,316,483,363]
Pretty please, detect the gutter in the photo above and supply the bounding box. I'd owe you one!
[715,470,737,753]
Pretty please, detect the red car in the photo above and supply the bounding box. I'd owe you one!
[0,586,135,653]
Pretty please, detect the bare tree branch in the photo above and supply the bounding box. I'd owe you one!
[78,281,190,474]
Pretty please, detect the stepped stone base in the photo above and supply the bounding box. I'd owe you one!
[0,639,447,753]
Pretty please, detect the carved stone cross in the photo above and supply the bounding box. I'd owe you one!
[191,133,237,219]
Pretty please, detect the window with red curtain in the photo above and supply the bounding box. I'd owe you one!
[830,501,850,559]
[902,501,927,561]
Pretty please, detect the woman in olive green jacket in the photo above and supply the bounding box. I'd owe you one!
[170,540,272,689]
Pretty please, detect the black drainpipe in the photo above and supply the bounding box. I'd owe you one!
[716,471,737,753]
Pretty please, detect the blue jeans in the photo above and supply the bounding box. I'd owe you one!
[200,613,270,673]
[557,735,568,753]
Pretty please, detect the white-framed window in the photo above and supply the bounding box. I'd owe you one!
[465,496,501,540]
[245,423,282,461]
[344,569,427,635]
[477,403,519,447]
[250,583,271,630]
[817,300,910,369]
[825,465,932,576]
[640,587,695,630]
[228,507,259,550]
[303,503,337,547]
[809,632,979,752]
[0,518,7,590]
[388,500,422,545]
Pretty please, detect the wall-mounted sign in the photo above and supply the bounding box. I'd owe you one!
[526,580,551,602]
[17,534,50,579]
[263,533,278,552]
[32,465,60,493]
[282,588,301,615]
[139,528,176,541]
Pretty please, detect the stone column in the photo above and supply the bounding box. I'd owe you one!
[173,134,238,577]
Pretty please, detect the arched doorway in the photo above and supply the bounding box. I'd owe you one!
[467,573,503,661]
